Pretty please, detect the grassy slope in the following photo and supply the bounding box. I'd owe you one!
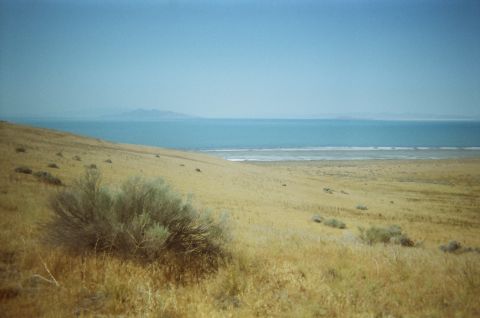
[0,121,479,317]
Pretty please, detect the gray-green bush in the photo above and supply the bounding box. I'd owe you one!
[324,218,346,229]
[45,169,228,276]
[358,225,414,247]
[34,171,62,185]
[439,240,461,253]
[15,166,32,174]
[311,214,324,223]
[356,204,368,211]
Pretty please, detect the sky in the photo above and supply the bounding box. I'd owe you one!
[0,0,479,119]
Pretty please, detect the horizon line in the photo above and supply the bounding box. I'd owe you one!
[2,115,480,122]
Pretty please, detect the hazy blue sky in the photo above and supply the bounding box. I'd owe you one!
[0,0,479,118]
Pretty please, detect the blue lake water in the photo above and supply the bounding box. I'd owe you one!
[13,119,480,161]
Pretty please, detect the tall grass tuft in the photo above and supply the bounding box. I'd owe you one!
[44,169,228,277]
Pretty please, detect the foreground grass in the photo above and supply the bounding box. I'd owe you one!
[1,122,480,317]
[1,226,479,317]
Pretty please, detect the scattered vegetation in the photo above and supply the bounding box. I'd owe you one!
[15,146,26,153]
[14,166,32,174]
[356,204,368,210]
[324,218,346,229]
[440,240,461,253]
[44,169,228,277]
[48,163,59,169]
[56,152,63,157]
[88,164,97,169]
[33,171,62,186]
[105,159,112,163]
[358,225,414,247]
[439,241,480,254]
[323,187,334,194]
[73,155,81,161]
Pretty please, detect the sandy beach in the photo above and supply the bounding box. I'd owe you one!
[1,121,479,317]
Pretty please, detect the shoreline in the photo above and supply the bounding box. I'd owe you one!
[198,147,480,162]
[244,157,480,165]
[6,118,480,154]
[3,121,480,164]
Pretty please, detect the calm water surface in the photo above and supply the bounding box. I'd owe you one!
[16,119,480,161]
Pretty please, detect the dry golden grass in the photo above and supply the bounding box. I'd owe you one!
[1,121,479,317]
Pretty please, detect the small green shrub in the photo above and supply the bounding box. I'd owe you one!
[439,241,480,254]
[73,155,81,161]
[44,169,228,275]
[34,171,62,186]
[56,152,63,157]
[356,204,368,210]
[358,225,414,247]
[440,240,461,253]
[324,218,346,229]
[323,188,333,194]
[104,159,112,163]
[48,163,59,169]
[15,147,26,153]
[15,166,32,174]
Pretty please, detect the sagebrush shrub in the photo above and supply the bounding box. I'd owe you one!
[45,169,228,274]
[324,218,346,229]
[439,240,461,253]
[34,171,62,185]
[358,225,414,247]
[15,166,32,174]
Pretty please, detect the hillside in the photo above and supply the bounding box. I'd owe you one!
[0,121,479,317]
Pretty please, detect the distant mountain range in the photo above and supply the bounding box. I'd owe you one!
[2,108,479,121]
[103,109,195,120]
